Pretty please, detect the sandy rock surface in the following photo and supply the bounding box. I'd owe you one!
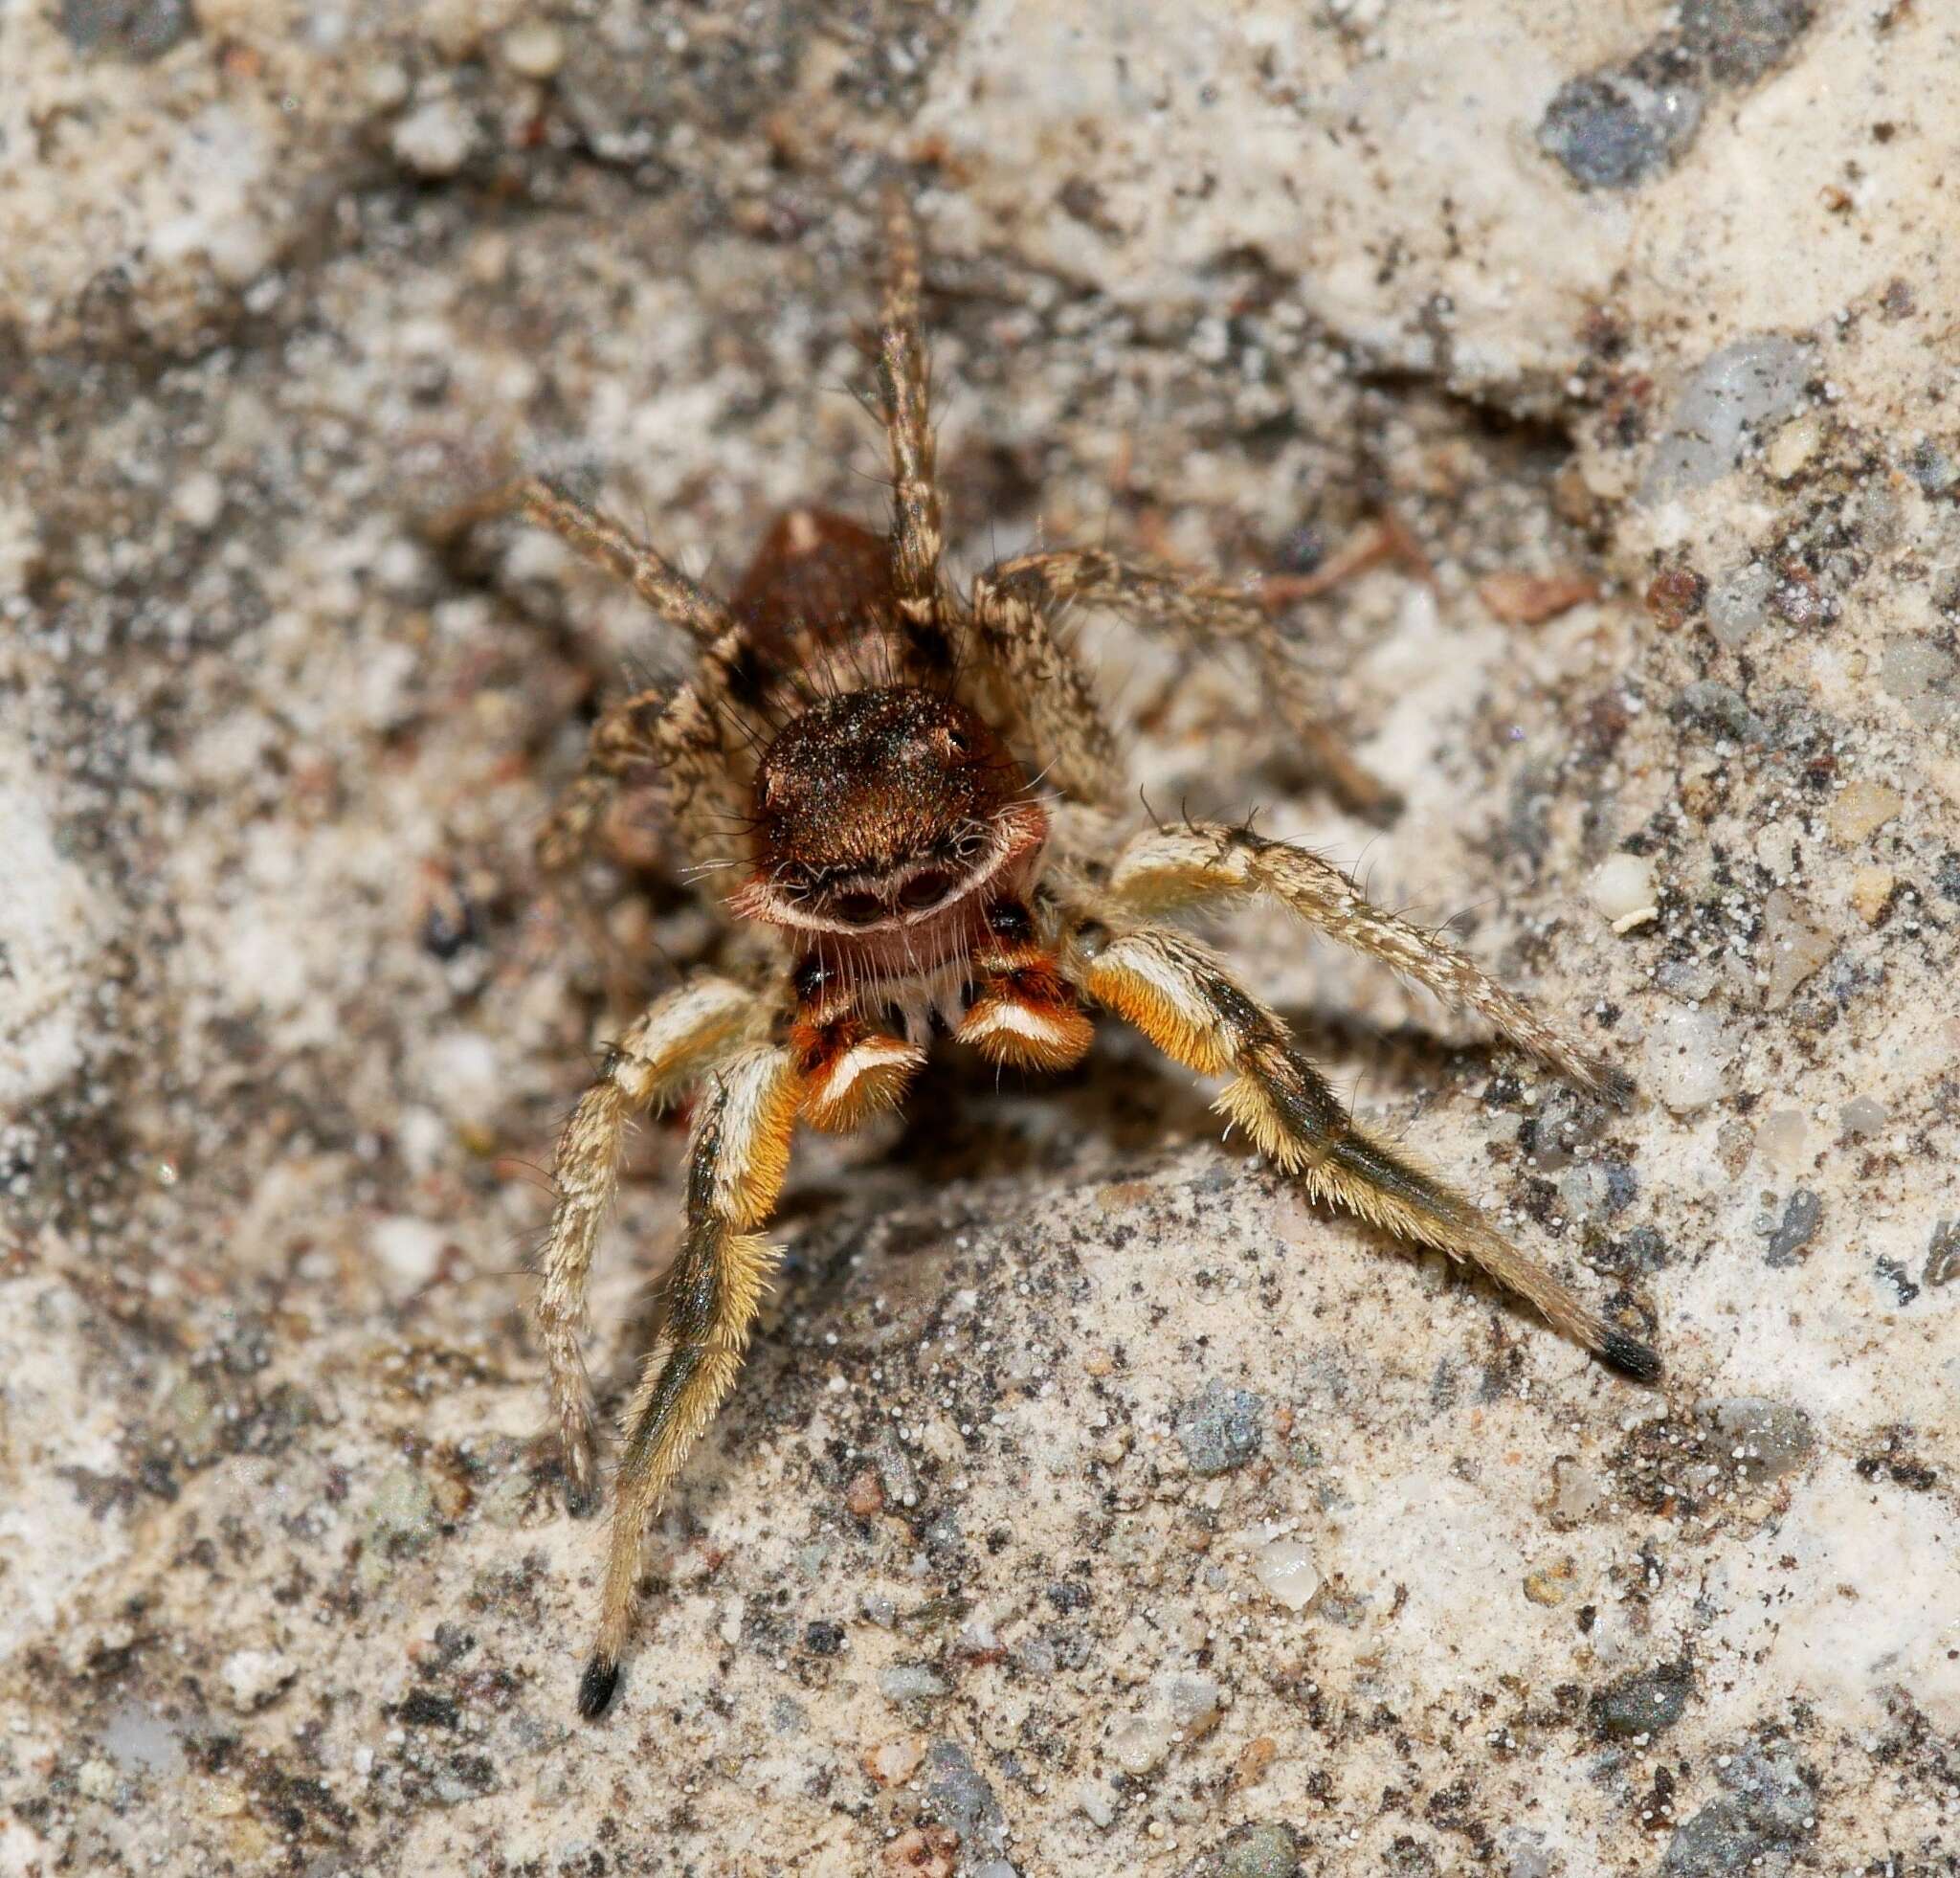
[3,2,1956,1874]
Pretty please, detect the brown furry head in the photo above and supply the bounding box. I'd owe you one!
[731,685,1045,952]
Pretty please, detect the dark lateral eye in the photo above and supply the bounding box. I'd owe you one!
[834,890,885,926]
[898,869,956,912]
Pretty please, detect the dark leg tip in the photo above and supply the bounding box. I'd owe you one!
[1600,1330,1662,1384]
[577,1654,620,1722]
[564,1479,598,1521]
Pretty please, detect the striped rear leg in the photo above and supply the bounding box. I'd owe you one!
[536,978,764,1519]
[1106,820,1629,1103]
[581,1042,806,1720]
[969,547,1397,819]
[1056,916,1659,1382]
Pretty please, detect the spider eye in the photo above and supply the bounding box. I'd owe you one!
[898,868,956,913]
[834,890,885,927]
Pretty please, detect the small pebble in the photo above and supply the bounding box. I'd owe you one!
[1763,412,1821,479]
[1588,853,1659,931]
[1075,1776,1121,1829]
[1234,1735,1278,1789]
[1643,1005,1733,1112]
[877,1664,947,1703]
[1252,1534,1320,1613]
[1523,1557,1575,1607]
[391,100,475,178]
[861,1736,925,1787]
[1839,1095,1887,1142]
[220,1647,291,1711]
[845,1468,884,1518]
[501,21,565,78]
[1760,889,1836,1011]
[1851,866,1895,924]
[1752,1107,1808,1172]
[1827,779,1903,846]
[172,471,225,531]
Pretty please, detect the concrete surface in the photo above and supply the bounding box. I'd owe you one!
[2,2,1955,1873]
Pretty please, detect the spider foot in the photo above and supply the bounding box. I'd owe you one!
[578,1653,621,1722]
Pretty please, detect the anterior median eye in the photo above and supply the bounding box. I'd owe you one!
[834,890,885,926]
[899,869,955,912]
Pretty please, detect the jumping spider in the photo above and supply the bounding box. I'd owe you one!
[518,196,1659,1722]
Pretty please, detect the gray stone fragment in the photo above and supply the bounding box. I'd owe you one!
[1906,438,1959,497]
[878,1663,948,1702]
[1218,1822,1299,1878]
[1879,637,1957,727]
[1671,681,1767,746]
[1925,1219,1960,1288]
[1503,1836,1553,1878]
[1662,1798,1792,1876]
[1643,336,1816,500]
[1706,563,1773,648]
[1591,1660,1693,1740]
[1706,1398,1815,1484]
[59,0,195,60]
[1175,1381,1265,1476]
[924,1738,1009,1860]
[1766,1190,1821,1267]
[1680,0,1818,85]
[1538,68,1704,190]
[1718,1741,1813,1835]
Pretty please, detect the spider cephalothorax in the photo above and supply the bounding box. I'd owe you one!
[735,685,1046,957]
[518,193,1660,1724]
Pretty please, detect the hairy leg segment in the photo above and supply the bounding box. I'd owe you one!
[1051,905,1659,1382]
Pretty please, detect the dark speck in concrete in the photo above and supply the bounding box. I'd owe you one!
[59,0,196,59]
[1217,1822,1300,1878]
[924,1738,1009,1860]
[1175,1380,1265,1476]
[1538,64,1703,190]
[1591,1659,1693,1741]
[1925,1218,1960,1288]
[802,1621,845,1657]
[1874,1258,1920,1308]
[1680,0,1817,85]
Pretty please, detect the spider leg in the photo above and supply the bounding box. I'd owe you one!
[536,977,765,1520]
[535,685,669,878]
[518,477,739,648]
[1053,910,1659,1382]
[965,557,1125,806]
[1105,820,1629,1104]
[971,548,1398,819]
[876,191,956,677]
[519,479,772,890]
[582,1041,805,1720]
